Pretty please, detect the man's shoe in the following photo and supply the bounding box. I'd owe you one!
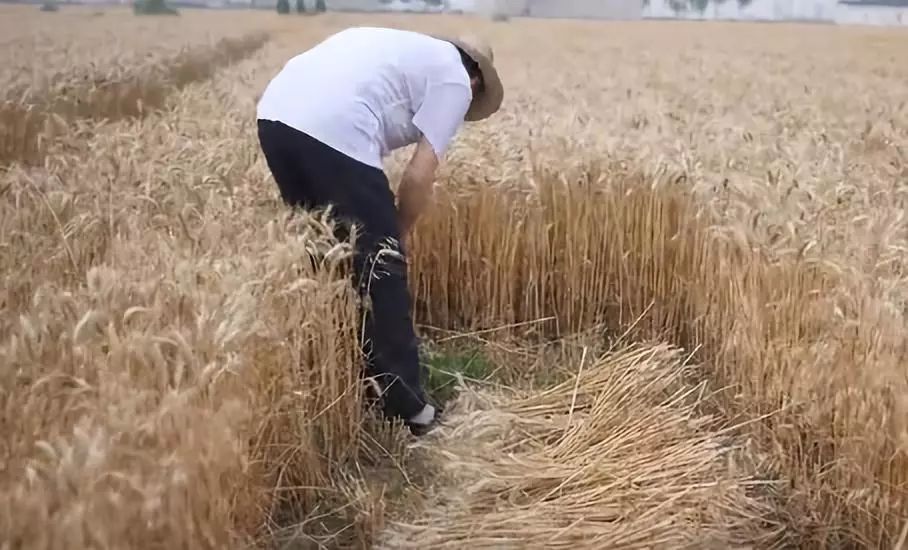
[404,403,441,436]
[405,419,437,436]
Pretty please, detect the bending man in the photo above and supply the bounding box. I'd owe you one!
[255,26,503,435]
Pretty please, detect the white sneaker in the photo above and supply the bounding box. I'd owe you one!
[409,404,435,425]
[405,404,438,436]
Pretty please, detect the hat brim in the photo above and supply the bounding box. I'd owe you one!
[434,35,503,122]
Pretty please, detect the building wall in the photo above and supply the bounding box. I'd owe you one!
[325,0,443,11]
[473,0,527,17]
[446,0,477,11]
[528,0,643,19]
[642,0,838,21]
[144,0,908,26]
[641,0,908,25]
[323,0,373,11]
[834,4,908,24]
[474,0,642,18]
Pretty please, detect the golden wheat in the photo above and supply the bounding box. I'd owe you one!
[3,9,908,550]
[0,5,272,167]
[398,16,908,549]
[0,5,274,98]
[0,38,369,549]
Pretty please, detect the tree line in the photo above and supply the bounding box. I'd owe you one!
[644,0,755,12]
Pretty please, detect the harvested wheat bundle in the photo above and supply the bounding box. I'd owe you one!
[378,343,781,549]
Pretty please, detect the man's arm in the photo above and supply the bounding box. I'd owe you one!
[396,136,439,243]
[398,65,472,246]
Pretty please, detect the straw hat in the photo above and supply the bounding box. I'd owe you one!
[435,33,503,121]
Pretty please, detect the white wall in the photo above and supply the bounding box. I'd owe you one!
[473,0,527,16]
[293,0,908,26]
[447,0,477,11]
[835,4,908,25]
[528,0,643,19]
[325,0,444,11]
[642,0,838,21]
[474,0,642,18]
[641,0,908,25]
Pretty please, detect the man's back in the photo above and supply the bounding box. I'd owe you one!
[256,26,472,170]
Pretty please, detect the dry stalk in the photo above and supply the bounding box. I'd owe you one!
[378,343,779,549]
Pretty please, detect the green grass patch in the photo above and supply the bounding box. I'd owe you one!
[420,343,496,404]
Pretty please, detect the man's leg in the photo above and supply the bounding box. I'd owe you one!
[345,172,430,423]
[257,119,322,209]
[256,119,433,428]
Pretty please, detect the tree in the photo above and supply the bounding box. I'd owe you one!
[666,0,687,14]
[663,0,732,14]
[295,0,305,12]
[690,0,709,12]
[134,0,178,15]
[277,0,290,13]
[315,0,325,11]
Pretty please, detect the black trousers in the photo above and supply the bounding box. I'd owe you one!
[256,118,426,420]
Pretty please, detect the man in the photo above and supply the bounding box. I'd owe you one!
[255,27,503,435]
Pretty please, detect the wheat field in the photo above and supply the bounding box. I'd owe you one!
[2,5,908,549]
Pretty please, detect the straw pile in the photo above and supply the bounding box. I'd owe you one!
[379,344,780,549]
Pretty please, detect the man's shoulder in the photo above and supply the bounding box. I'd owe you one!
[395,35,467,85]
[332,25,429,42]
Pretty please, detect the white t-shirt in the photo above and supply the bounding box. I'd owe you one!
[256,26,473,170]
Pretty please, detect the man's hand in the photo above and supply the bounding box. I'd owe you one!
[396,136,439,248]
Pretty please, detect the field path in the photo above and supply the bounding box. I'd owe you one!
[373,343,785,550]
